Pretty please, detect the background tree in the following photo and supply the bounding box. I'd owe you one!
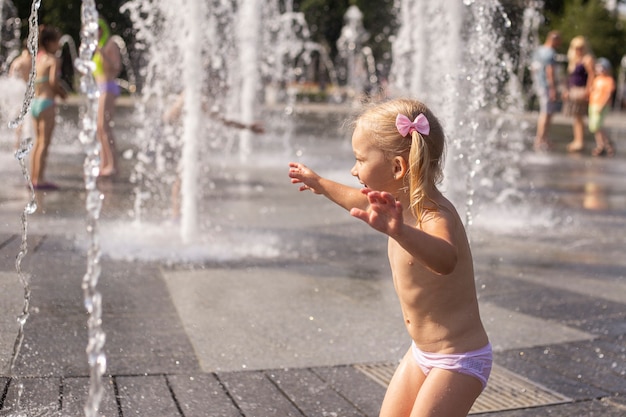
[548,0,626,70]
[8,0,626,95]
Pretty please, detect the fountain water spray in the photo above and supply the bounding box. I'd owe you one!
[122,0,274,243]
[5,2,40,414]
[74,1,107,416]
[179,0,205,243]
[391,0,529,227]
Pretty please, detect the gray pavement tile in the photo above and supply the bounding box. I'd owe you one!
[1,377,60,416]
[217,370,304,416]
[7,236,200,377]
[61,376,118,417]
[471,399,626,417]
[311,365,385,417]
[494,348,610,401]
[572,313,626,336]
[268,367,365,417]
[168,373,241,417]
[479,275,626,336]
[540,341,626,395]
[117,375,181,417]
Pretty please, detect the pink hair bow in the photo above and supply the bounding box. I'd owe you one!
[395,113,430,137]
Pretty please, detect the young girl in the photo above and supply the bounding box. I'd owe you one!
[31,25,67,190]
[589,58,616,157]
[93,18,122,177]
[288,98,491,417]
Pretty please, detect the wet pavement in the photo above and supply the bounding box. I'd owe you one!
[0,100,624,416]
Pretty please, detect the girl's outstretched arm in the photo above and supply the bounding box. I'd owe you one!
[288,162,368,211]
[351,189,458,275]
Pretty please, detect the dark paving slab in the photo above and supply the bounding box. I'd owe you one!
[9,235,200,378]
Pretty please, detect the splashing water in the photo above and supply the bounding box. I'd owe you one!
[121,0,276,243]
[390,0,531,228]
[7,0,40,131]
[5,0,40,414]
[74,1,107,416]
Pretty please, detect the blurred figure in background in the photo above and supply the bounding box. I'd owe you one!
[564,36,595,152]
[589,58,615,157]
[531,30,562,151]
[93,18,122,177]
[31,25,67,190]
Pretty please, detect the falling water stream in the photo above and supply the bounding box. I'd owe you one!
[391,0,529,228]
[6,0,106,415]
[5,0,40,414]
[74,1,107,415]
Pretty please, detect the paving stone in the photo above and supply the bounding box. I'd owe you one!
[61,376,119,417]
[218,370,303,416]
[311,365,385,417]
[117,375,181,417]
[268,367,364,417]
[168,373,241,417]
[493,349,609,401]
[1,377,60,416]
[540,341,626,394]
[471,399,626,417]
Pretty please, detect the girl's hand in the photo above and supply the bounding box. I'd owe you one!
[350,188,404,236]
[288,162,322,194]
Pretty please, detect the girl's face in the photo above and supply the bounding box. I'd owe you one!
[350,123,396,192]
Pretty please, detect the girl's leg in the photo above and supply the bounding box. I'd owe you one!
[410,368,483,417]
[567,115,585,151]
[593,129,614,157]
[30,117,43,184]
[40,108,56,181]
[98,92,117,176]
[379,348,426,417]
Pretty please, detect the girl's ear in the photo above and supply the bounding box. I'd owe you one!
[392,155,408,179]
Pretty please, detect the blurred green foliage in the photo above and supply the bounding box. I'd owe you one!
[9,0,626,82]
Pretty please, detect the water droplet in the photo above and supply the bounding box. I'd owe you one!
[25,201,37,214]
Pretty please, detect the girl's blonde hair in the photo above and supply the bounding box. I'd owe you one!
[567,36,592,73]
[354,98,445,223]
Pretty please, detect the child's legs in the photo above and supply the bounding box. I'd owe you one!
[98,92,117,172]
[594,129,609,148]
[379,348,426,417]
[410,368,483,417]
[31,109,55,183]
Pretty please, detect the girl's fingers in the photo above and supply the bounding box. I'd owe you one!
[349,207,367,221]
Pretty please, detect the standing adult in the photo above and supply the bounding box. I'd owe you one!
[31,25,67,190]
[564,36,595,152]
[93,18,122,177]
[531,30,562,151]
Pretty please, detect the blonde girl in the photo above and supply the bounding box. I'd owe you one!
[564,36,595,152]
[289,98,490,417]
